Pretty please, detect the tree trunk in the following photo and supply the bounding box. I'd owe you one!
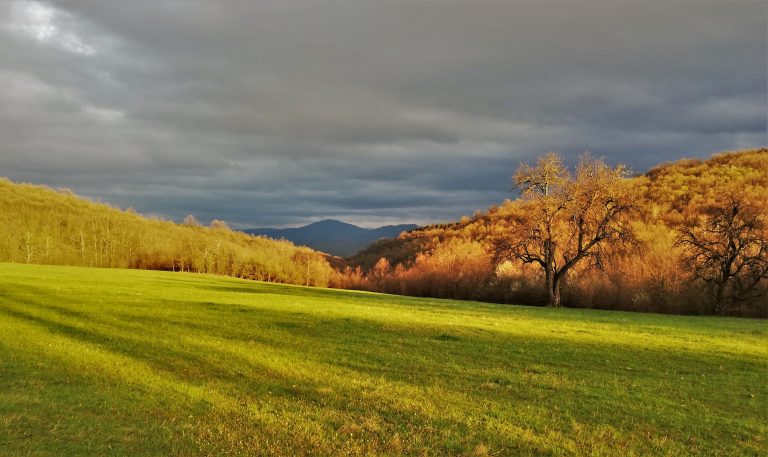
[545,260,562,307]
[545,260,554,306]
[714,281,726,315]
[551,276,562,307]
[714,258,734,314]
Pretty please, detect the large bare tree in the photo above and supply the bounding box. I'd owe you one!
[675,196,768,314]
[493,152,636,306]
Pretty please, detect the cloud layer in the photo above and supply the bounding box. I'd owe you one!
[1,1,765,227]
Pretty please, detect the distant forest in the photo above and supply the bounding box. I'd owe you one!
[2,148,766,316]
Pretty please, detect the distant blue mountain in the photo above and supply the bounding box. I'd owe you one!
[243,219,417,257]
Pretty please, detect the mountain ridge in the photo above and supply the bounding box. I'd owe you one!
[244,219,417,257]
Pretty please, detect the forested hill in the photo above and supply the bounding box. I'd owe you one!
[342,148,767,316]
[244,219,418,257]
[351,149,768,269]
[0,178,333,286]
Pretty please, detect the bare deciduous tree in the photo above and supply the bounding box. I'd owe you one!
[183,214,201,227]
[493,152,636,306]
[210,219,230,231]
[675,196,768,314]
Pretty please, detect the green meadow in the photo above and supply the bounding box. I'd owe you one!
[0,263,765,456]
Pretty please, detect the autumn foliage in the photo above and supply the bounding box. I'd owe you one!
[2,148,766,316]
[340,149,768,316]
[0,179,333,287]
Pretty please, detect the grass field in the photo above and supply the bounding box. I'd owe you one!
[0,263,765,456]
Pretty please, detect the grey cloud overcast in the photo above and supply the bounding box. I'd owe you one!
[1,1,765,227]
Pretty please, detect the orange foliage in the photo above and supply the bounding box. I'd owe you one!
[341,148,768,316]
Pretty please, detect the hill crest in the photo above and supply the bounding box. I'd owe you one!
[244,219,418,257]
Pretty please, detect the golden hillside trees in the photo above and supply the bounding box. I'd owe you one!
[0,178,333,287]
[343,148,768,316]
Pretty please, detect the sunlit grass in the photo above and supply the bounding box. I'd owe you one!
[0,262,765,456]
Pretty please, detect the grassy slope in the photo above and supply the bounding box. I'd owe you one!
[0,263,765,456]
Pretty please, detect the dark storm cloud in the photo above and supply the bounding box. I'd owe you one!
[1,1,765,227]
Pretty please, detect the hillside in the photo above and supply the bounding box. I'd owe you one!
[245,219,417,257]
[353,149,768,267]
[343,149,768,315]
[0,178,333,286]
[0,262,765,456]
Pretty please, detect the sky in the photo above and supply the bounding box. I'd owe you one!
[1,1,765,228]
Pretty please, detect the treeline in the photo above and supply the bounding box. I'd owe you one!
[337,149,768,317]
[0,179,333,286]
[3,150,765,316]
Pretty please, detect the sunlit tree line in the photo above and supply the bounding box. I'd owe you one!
[2,149,765,316]
[0,179,333,287]
[339,149,768,316]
